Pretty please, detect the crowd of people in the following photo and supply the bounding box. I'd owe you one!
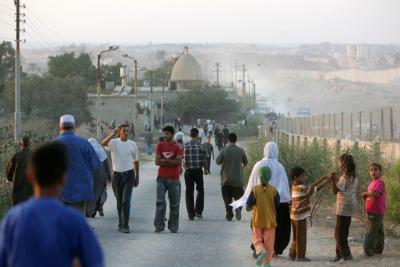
[0,114,388,267]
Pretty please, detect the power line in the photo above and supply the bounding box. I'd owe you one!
[25,7,69,44]
[0,8,14,17]
[25,20,60,50]
[0,17,14,27]
[0,2,14,12]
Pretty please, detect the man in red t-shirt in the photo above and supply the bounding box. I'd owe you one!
[154,125,183,233]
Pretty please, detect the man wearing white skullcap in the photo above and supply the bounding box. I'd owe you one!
[55,114,101,213]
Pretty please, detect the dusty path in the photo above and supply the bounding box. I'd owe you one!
[90,152,400,267]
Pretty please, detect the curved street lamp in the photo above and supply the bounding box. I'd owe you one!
[122,54,138,131]
[96,45,119,141]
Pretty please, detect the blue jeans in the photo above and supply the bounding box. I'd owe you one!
[112,170,134,229]
[147,144,153,155]
[154,177,181,231]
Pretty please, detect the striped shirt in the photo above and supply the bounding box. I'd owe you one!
[335,175,359,217]
[184,140,206,170]
[290,184,311,220]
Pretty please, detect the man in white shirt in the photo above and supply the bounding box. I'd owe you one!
[102,124,139,233]
[174,128,184,142]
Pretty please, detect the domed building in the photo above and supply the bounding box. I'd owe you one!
[170,46,202,90]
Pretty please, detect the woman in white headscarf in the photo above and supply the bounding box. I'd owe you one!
[231,141,291,256]
[86,138,112,218]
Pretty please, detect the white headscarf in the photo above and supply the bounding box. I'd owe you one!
[230,141,291,210]
[88,138,108,162]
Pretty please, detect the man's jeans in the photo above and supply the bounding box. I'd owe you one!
[112,170,134,230]
[147,144,153,155]
[184,168,204,218]
[154,177,181,231]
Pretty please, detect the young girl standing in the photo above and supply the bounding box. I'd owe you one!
[246,166,280,267]
[330,153,359,262]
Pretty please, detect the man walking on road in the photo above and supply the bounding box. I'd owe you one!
[55,115,100,214]
[154,125,183,233]
[6,136,32,205]
[102,124,140,233]
[216,133,248,221]
[184,128,208,220]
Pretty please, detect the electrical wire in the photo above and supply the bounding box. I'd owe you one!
[0,17,14,27]
[0,2,14,12]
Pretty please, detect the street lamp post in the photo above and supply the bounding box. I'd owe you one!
[122,54,138,133]
[96,45,119,141]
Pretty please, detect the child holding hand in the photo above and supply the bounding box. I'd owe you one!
[362,163,386,257]
[246,166,280,267]
[289,166,333,262]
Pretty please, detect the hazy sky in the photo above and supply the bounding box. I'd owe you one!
[1,0,399,45]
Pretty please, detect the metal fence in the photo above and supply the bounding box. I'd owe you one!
[279,106,400,143]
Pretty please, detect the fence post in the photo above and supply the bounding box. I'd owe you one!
[359,111,362,141]
[381,108,384,142]
[350,112,353,140]
[390,107,394,142]
[333,113,336,139]
[369,111,373,142]
[341,112,344,139]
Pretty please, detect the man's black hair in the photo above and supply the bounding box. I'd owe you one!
[119,124,129,128]
[290,166,305,180]
[61,123,75,131]
[190,128,199,138]
[228,133,237,143]
[30,142,69,188]
[162,125,175,135]
[21,136,30,147]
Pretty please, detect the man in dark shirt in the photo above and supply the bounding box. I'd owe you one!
[6,136,32,205]
[216,133,248,221]
[184,128,208,220]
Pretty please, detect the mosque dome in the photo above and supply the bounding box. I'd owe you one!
[170,47,202,82]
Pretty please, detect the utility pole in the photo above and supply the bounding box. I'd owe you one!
[134,60,138,129]
[242,64,247,96]
[14,0,22,142]
[150,70,154,131]
[253,80,256,108]
[161,79,165,127]
[215,62,221,86]
[234,61,238,90]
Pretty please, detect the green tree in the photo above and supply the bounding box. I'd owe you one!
[0,41,15,98]
[48,52,96,87]
[171,85,240,123]
[102,62,123,86]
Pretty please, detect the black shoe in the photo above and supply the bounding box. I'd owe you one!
[118,225,123,232]
[344,255,353,261]
[155,228,164,233]
[296,257,311,262]
[98,210,104,217]
[195,213,203,219]
[189,216,195,221]
[226,214,233,221]
[235,210,242,221]
[121,227,130,233]
[169,228,178,233]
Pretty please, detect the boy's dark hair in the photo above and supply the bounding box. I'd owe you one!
[119,124,129,129]
[369,162,382,172]
[290,166,305,180]
[21,136,30,147]
[162,125,175,135]
[190,128,199,138]
[339,153,356,177]
[30,142,69,187]
[228,133,237,143]
[61,124,75,131]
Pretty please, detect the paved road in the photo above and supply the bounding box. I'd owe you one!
[90,156,400,267]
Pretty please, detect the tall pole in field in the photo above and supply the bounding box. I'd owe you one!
[14,0,21,142]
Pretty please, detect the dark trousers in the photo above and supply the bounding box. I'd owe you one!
[206,157,211,173]
[154,177,181,231]
[364,213,384,256]
[289,218,307,260]
[275,202,291,255]
[335,215,352,259]
[221,185,244,218]
[184,168,204,217]
[112,170,134,229]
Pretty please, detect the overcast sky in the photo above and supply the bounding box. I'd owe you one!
[1,0,399,45]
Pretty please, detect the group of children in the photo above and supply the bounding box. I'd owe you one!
[246,152,387,266]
